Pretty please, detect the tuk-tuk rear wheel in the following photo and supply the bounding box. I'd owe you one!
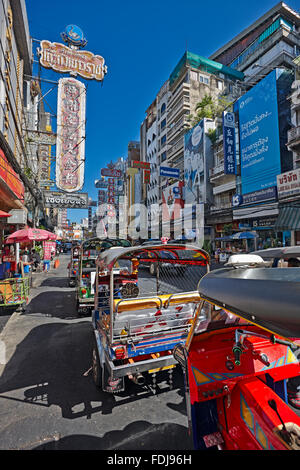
[92,344,102,388]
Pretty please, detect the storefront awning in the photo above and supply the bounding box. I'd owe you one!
[274,206,300,231]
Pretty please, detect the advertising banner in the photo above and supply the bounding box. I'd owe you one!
[162,181,184,222]
[184,120,205,204]
[56,78,86,192]
[223,111,236,174]
[234,70,281,195]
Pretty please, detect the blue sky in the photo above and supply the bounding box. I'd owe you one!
[26,0,300,223]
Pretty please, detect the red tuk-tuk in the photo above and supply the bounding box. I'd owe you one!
[174,254,300,450]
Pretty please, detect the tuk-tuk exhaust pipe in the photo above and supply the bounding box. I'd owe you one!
[128,373,145,386]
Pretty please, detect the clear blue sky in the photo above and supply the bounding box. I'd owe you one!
[26,0,300,223]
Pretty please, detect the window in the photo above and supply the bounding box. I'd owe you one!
[217,80,223,90]
[161,103,166,116]
[190,71,198,81]
[199,75,209,85]
[161,151,167,162]
[161,135,166,146]
[161,118,166,131]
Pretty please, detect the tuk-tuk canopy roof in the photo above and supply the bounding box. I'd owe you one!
[252,246,300,259]
[198,266,300,340]
[81,237,131,251]
[97,244,210,270]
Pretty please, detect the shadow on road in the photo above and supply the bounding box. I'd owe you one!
[40,277,71,289]
[32,421,193,450]
[0,320,186,422]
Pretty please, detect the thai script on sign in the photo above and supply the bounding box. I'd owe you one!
[56,78,86,192]
[277,169,300,198]
[38,41,107,81]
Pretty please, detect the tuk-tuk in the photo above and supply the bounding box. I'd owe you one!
[68,244,80,287]
[76,238,132,315]
[91,244,210,393]
[174,254,300,450]
[252,245,300,267]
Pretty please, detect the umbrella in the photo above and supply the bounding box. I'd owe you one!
[5,228,57,244]
[0,210,11,218]
[230,231,258,240]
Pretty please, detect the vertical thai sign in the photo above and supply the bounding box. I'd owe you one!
[223,111,236,175]
[56,77,86,192]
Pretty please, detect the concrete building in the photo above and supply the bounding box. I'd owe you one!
[0,0,44,224]
[141,50,244,239]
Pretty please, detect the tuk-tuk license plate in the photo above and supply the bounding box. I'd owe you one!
[203,432,224,448]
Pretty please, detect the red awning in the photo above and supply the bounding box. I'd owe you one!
[0,210,11,217]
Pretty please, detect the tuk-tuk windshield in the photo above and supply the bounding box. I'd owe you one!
[194,301,251,335]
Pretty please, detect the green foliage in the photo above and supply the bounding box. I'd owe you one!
[223,223,233,235]
[206,128,217,145]
[190,94,233,127]
[202,239,212,254]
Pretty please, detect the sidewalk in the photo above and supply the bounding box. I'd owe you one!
[0,255,71,377]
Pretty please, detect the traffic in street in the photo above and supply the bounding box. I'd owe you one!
[0,253,194,451]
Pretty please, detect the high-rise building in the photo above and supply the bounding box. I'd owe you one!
[208,1,300,249]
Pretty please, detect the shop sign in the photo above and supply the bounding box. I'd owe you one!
[26,130,57,145]
[131,161,150,169]
[232,194,243,207]
[277,169,300,199]
[143,169,150,184]
[56,78,86,192]
[7,209,27,224]
[242,186,277,205]
[95,179,108,189]
[101,168,122,177]
[0,149,24,200]
[252,217,277,228]
[43,191,88,208]
[38,40,107,82]
[223,111,236,175]
[38,144,51,186]
[160,166,180,178]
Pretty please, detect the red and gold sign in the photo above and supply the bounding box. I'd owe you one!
[38,41,107,82]
[0,148,24,200]
[56,78,86,192]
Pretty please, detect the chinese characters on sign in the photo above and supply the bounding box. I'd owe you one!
[223,111,236,175]
[56,78,86,192]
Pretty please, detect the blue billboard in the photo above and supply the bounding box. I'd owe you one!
[234,70,281,195]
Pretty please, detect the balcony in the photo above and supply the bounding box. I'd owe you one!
[167,97,190,122]
[166,137,184,160]
[287,126,300,152]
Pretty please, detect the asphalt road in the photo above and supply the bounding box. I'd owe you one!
[0,254,194,451]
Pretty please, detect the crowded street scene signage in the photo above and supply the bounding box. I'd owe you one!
[38,40,107,82]
[43,191,89,208]
[56,77,86,192]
